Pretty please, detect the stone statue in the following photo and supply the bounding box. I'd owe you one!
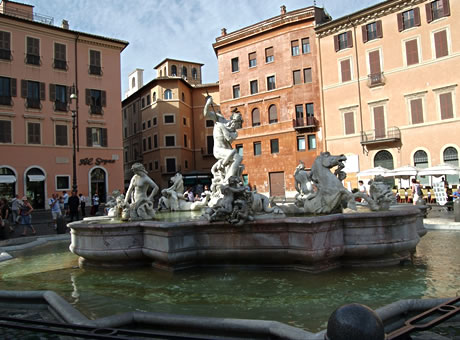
[294,160,315,204]
[106,190,126,218]
[124,163,159,220]
[367,176,396,210]
[158,172,210,211]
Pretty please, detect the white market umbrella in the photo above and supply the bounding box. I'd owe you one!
[384,165,419,178]
[417,163,460,177]
[357,166,389,177]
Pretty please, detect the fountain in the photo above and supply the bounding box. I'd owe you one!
[68,95,426,271]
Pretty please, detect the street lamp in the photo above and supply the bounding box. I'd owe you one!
[70,91,78,193]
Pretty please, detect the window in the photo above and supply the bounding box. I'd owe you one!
[293,70,301,85]
[302,38,310,54]
[303,68,312,83]
[405,39,419,66]
[253,142,261,156]
[443,147,459,184]
[414,150,428,172]
[153,117,157,126]
[148,136,152,150]
[0,31,11,60]
[297,136,306,151]
[183,117,187,126]
[233,84,240,99]
[124,127,127,138]
[184,134,188,148]
[249,52,256,67]
[182,66,187,78]
[55,124,67,146]
[231,57,239,72]
[164,89,172,99]
[0,76,16,105]
[362,21,382,43]
[54,43,67,70]
[85,89,105,114]
[0,120,11,143]
[141,98,145,108]
[192,67,198,80]
[146,94,151,105]
[291,40,299,56]
[147,120,151,128]
[308,135,316,150]
[22,80,44,109]
[268,104,278,124]
[142,121,146,130]
[267,76,276,91]
[439,92,453,119]
[164,114,175,124]
[236,144,243,156]
[149,162,153,171]
[165,135,175,147]
[182,92,185,102]
[206,119,214,127]
[368,50,383,86]
[56,176,70,190]
[166,158,176,173]
[206,135,214,155]
[86,127,107,147]
[295,104,304,126]
[134,123,137,133]
[250,80,258,94]
[26,37,40,65]
[252,108,260,127]
[142,138,146,151]
[153,92,156,101]
[334,31,352,51]
[154,134,158,148]
[433,29,448,58]
[373,106,386,139]
[270,139,279,154]
[306,103,314,117]
[154,160,159,170]
[184,160,188,169]
[344,112,355,135]
[265,47,274,63]
[171,65,177,76]
[50,84,68,111]
[89,50,102,75]
[340,59,351,82]
[27,122,40,144]
[427,0,450,22]
[398,8,420,31]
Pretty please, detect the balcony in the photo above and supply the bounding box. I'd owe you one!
[90,105,102,115]
[26,98,41,109]
[53,59,67,70]
[0,95,12,106]
[26,53,40,66]
[293,116,318,131]
[54,100,67,112]
[361,126,401,145]
[0,49,11,61]
[0,6,53,25]
[89,65,102,76]
[367,72,385,87]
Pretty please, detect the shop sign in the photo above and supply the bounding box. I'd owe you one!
[79,157,116,166]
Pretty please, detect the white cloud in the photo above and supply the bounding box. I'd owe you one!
[27,0,382,95]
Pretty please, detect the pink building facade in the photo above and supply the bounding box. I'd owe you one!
[0,1,128,208]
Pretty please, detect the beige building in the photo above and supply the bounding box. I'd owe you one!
[317,0,459,188]
[122,59,219,190]
[0,0,128,207]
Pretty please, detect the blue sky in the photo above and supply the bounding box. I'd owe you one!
[25,0,382,95]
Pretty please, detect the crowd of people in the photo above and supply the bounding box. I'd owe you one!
[183,185,211,203]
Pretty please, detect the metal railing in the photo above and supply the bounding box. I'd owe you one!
[293,116,317,129]
[25,53,41,66]
[1,7,54,25]
[90,105,102,114]
[361,126,401,144]
[26,98,41,109]
[0,48,11,60]
[89,65,102,76]
[368,72,385,87]
[54,100,67,112]
[53,58,67,70]
[0,95,12,106]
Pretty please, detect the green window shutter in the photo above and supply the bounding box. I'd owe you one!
[101,128,107,147]
[21,79,27,98]
[11,78,16,97]
[40,82,45,100]
[49,84,56,101]
[86,127,92,147]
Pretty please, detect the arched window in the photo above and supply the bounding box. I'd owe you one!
[182,92,185,102]
[252,108,260,127]
[443,147,459,185]
[164,89,172,100]
[414,150,429,186]
[131,77,135,89]
[171,65,177,76]
[25,167,46,209]
[374,150,394,187]
[182,66,187,78]
[268,104,278,124]
[153,92,156,101]
[163,67,166,76]
[192,67,197,80]
[159,70,162,77]
[0,167,16,198]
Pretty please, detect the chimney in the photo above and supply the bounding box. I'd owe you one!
[61,19,69,29]
[221,28,227,36]
[280,5,286,15]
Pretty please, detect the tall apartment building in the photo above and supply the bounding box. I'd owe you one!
[317,0,459,188]
[0,0,128,207]
[213,5,330,198]
[122,59,219,189]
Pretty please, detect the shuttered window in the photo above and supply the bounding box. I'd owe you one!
[334,31,352,51]
[252,108,260,126]
[86,127,107,147]
[0,31,11,60]
[27,122,40,144]
[303,68,312,83]
[410,98,424,124]
[369,50,381,75]
[265,47,274,63]
[344,112,355,135]
[439,92,453,120]
[427,0,450,22]
[373,106,386,139]
[340,59,351,82]
[0,120,11,143]
[434,30,448,58]
[405,39,419,65]
[26,37,39,55]
[362,21,382,42]
[268,104,277,124]
[293,70,301,85]
[55,125,67,146]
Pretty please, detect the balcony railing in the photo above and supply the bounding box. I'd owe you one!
[26,53,40,66]
[90,105,102,114]
[0,95,12,106]
[361,126,401,145]
[1,7,53,25]
[26,98,41,109]
[53,59,67,70]
[0,49,11,61]
[54,100,67,112]
[89,65,102,76]
[293,116,318,129]
[367,72,385,87]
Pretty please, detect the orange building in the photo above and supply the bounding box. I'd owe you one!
[317,0,459,188]
[0,1,127,207]
[213,5,330,198]
[122,59,219,189]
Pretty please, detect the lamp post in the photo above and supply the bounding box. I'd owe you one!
[70,92,78,193]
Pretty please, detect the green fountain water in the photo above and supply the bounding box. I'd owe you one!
[0,230,458,332]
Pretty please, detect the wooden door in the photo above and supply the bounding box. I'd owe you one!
[269,172,285,198]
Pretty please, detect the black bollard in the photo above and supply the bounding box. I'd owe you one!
[454,199,460,222]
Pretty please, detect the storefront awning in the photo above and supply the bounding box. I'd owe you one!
[0,175,16,183]
[28,175,45,182]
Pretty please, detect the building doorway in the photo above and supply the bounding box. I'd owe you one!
[25,167,45,209]
[269,171,285,198]
[0,167,16,199]
[90,168,107,203]
[374,150,394,187]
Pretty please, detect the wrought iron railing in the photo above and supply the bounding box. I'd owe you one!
[0,95,12,106]
[0,48,11,60]
[26,53,40,66]
[53,58,67,70]
[361,126,401,144]
[293,116,317,129]
[54,100,67,112]
[89,65,102,76]
[26,98,41,109]
[1,7,53,25]
[367,72,385,87]
[90,105,102,115]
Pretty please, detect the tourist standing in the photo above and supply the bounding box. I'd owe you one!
[20,196,36,236]
[11,194,20,225]
[79,193,86,217]
[63,191,69,215]
[91,193,100,216]
[1,198,13,233]
[48,193,62,229]
[411,178,422,205]
[68,191,80,221]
